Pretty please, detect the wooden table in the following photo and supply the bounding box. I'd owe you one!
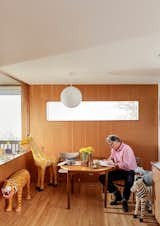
[61,164,114,209]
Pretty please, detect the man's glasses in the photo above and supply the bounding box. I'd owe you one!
[106,141,114,146]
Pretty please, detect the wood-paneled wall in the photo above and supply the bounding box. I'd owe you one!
[26,85,158,169]
[0,152,35,187]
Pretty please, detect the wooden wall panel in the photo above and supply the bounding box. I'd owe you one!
[0,152,35,186]
[29,85,158,169]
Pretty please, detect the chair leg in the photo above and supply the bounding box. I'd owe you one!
[49,165,53,184]
[103,184,105,193]
[37,167,41,188]
[53,164,58,186]
[40,167,46,190]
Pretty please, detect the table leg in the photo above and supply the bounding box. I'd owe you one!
[71,175,74,194]
[104,172,108,208]
[67,172,70,209]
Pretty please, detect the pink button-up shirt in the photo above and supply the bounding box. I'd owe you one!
[110,142,137,171]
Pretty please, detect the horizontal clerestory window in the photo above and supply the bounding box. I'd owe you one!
[46,101,139,121]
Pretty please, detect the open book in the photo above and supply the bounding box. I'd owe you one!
[98,160,115,167]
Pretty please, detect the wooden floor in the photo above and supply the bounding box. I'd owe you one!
[0,183,158,226]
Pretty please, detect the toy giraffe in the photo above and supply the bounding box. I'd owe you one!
[21,136,57,191]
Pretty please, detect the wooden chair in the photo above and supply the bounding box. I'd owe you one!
[57,152,80,193]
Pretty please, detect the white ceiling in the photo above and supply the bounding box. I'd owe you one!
[1,0,160,84]
[0,72,19,85]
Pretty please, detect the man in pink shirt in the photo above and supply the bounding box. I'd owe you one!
[99,135,137,212]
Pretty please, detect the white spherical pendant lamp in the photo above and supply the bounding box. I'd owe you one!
[60,86,82,108]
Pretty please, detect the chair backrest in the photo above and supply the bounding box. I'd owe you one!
[59,152,79,161]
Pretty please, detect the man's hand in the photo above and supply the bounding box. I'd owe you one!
[114,162,119,169]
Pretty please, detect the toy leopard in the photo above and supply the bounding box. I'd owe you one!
[1,169,31,212]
